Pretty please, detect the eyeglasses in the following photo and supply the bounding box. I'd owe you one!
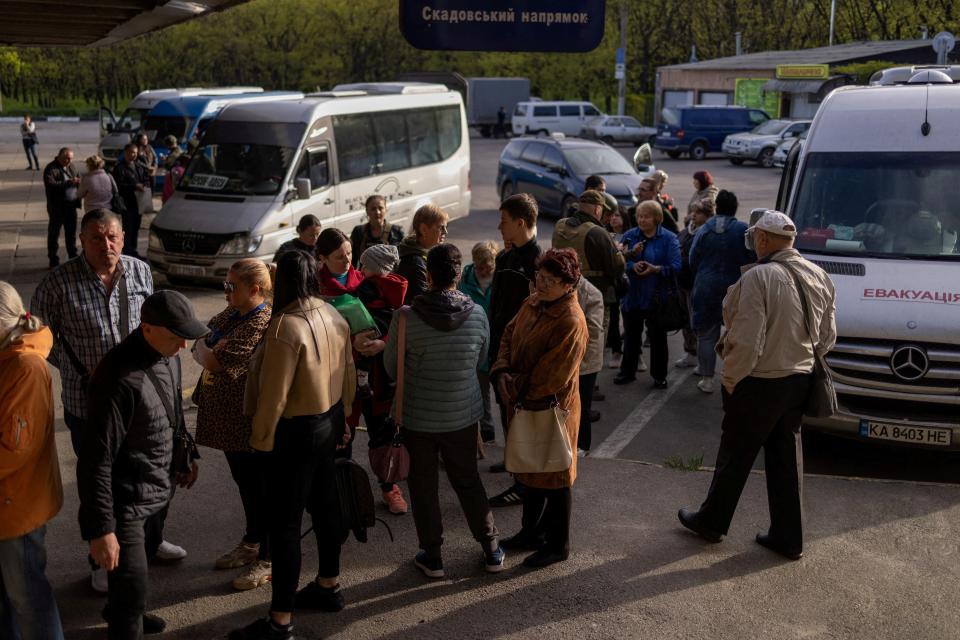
[223,281,236,293]
[535,271,563,287]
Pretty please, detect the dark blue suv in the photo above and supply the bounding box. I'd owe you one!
[654,106,770,160]
[496,137,655,216]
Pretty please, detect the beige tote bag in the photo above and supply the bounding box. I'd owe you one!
[505,402,573,474]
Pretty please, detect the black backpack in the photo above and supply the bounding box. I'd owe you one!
[302,459,392,544]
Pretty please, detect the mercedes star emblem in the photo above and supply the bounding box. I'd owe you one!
[181,238,196,254]
[890,345,930,382]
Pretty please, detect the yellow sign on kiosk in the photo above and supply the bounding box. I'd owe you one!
[776,64,829,80]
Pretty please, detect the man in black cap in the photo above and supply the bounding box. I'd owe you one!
[78,290,208,639]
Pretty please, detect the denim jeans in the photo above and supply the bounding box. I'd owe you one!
[0,525,65,640]
[696,323,722,377]
[22,140,39,169]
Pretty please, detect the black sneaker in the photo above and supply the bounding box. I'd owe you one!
[488,485,523,508]
[102,607,166,635]
[414,551,444,578]
[500,531,544,551]
[488,462,507,473]
[651,379,668,390]
[228,617,294,640]
[294,581,344,612]
[522,549,569,569]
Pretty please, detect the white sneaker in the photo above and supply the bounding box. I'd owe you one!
[577,448,588,458]
[697,378,715,394]
[91,568,108,594]
[155,540,188,561]
[637,357,648,372]
[675,353,696,368]
[607,353,622,369]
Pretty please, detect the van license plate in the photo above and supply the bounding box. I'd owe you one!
[168,265,206,278]
[859,420,952,446]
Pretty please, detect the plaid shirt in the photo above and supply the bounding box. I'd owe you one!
[31,254,153,419]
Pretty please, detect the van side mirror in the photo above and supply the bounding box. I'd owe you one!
[546,164,566,177]
[633,143,652,171]
[295,178,312,200]
[105,123,114,133]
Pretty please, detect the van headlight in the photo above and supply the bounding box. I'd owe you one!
[219,233,263,256]
[148,230,163,251]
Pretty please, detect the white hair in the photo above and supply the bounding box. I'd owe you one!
[0,281,43,350]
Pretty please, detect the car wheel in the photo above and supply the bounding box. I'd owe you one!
[536,129,549,138]
[689,142,707,161]
[758,148,775,168]
[601,136,614,145]
[560,194,577,218]
[648,135,657,146]
[666,150,681,159]
[500,181,515,200]
[729,158,745,166]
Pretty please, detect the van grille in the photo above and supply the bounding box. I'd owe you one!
[153,228,232,256]
[826,337,960,391]
[811,260,866,277]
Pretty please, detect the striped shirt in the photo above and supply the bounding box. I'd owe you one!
[31,254,154,419]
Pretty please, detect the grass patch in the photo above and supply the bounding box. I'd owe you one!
[663,453,704,472]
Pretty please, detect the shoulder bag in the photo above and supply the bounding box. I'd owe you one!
[368,307,411,484]
[505,394,573,474]
[647,272,689,333]
[778,262,839,418]
[144,357,199,474]
[108,174,127,215]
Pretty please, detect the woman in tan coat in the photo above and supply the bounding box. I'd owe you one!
[491,248,588,569]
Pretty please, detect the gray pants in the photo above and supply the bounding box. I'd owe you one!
[404,423,499,559]
[697,323,722,377]
[477,372,495,438]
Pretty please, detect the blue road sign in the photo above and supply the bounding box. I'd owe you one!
[400,0,606,52]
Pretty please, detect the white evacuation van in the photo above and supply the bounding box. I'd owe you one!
[148,83,470,282]
[776,65,960,451]
[511,101,604,136]
[98,87,264,168]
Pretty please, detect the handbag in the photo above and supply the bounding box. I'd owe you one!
[778,262,839,418]
[136,188,155,214]
[647,273,689,333]
[108,175,127,215]
[368,307,410,483]
[505,396,573,474]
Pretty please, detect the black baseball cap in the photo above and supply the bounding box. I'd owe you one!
[141,290,209,339]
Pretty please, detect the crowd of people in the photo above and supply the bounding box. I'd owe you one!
[1,145,837,639]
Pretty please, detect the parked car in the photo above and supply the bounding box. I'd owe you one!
[580,116,657,146]
[722,119,812,168]
[654,105,770,160]
[511,101,604,137]
[496,135,655,216]
[773,129,807,168]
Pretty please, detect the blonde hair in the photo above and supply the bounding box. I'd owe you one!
[636,200,664,225]
[651,169,669,193]
[85,155,105,171]
[230,259,274,297]
[0,281,43,350]
[411,203,448,238]
[471,240,498,266]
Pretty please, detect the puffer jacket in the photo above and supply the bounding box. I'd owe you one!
[458,263,493,374]
[245,297,357,452]
[0,328,62,540]
[576,277,604,376]
[395,236,429,304]
[383,289,489,433]
[689,215,755,330]
[78,328,183,541]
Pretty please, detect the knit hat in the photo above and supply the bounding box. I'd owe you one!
[359,243,400,274]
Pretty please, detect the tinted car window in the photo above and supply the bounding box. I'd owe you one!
[584,105,601,116]
[542,146,564,169]
[661,108,680,126]
[623,117,641,127]
[502,140,527,160]
[749,110,769,125]
[514,104,528,117]
[559,105,581,117]
[520,142,545,164]
[533,105,557,117]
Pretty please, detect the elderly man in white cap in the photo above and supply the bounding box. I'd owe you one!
[678,210,836,561]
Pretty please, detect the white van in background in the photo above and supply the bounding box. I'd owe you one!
[776,65,960,451]
[97,87,263,169]
[511,100,604,137]
[148,82,470,283]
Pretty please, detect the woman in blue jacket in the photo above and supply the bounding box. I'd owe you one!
[614,200,682,388]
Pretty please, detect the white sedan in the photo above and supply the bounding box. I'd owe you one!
[581,116,657,146]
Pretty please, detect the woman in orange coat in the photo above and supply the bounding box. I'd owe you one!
[490,248,588,569]
[0,281,64,639]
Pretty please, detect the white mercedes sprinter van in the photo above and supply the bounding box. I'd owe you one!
[776,66,960,451]
[147,83,471,282]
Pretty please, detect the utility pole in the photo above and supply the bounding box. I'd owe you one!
[616,2,627,116]
[829,0,837,46]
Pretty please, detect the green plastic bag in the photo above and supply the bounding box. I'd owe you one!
[326,294,379,336]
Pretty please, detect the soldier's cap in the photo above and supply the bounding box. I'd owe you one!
[602,193,619,213]
[579,189,611,209]
[141,290,209,339]
[747,209,797,238]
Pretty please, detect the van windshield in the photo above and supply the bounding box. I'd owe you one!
[143,116,191,144]
[752,120,790,135]
[792,152,960,259]
[661,108,680,126]
[565,146,635,175]
[179,120,304,196]
[116,108,149,132]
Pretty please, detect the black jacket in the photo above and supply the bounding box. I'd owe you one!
[111,160,150,198]
[78,328,184,540]
[489,237,542,365]
[395,236,428,305]
[43,159,80,209]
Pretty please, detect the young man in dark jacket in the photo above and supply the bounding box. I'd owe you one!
[78,290,208,639]
[111,143,151,258]
[487,193,541,507]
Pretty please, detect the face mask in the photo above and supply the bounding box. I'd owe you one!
[744,230,755,252]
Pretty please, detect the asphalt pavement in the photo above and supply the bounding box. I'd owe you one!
[1,123,958,639]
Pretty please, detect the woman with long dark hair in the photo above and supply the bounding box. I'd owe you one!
[316,228,364,297]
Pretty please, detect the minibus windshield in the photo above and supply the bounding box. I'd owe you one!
[179,121,303,196]
[143,116,191,144]
[792,152,960,259]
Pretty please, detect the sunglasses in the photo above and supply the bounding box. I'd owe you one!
[223,281,236,292]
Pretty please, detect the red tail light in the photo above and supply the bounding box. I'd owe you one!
[676,129,685,139]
